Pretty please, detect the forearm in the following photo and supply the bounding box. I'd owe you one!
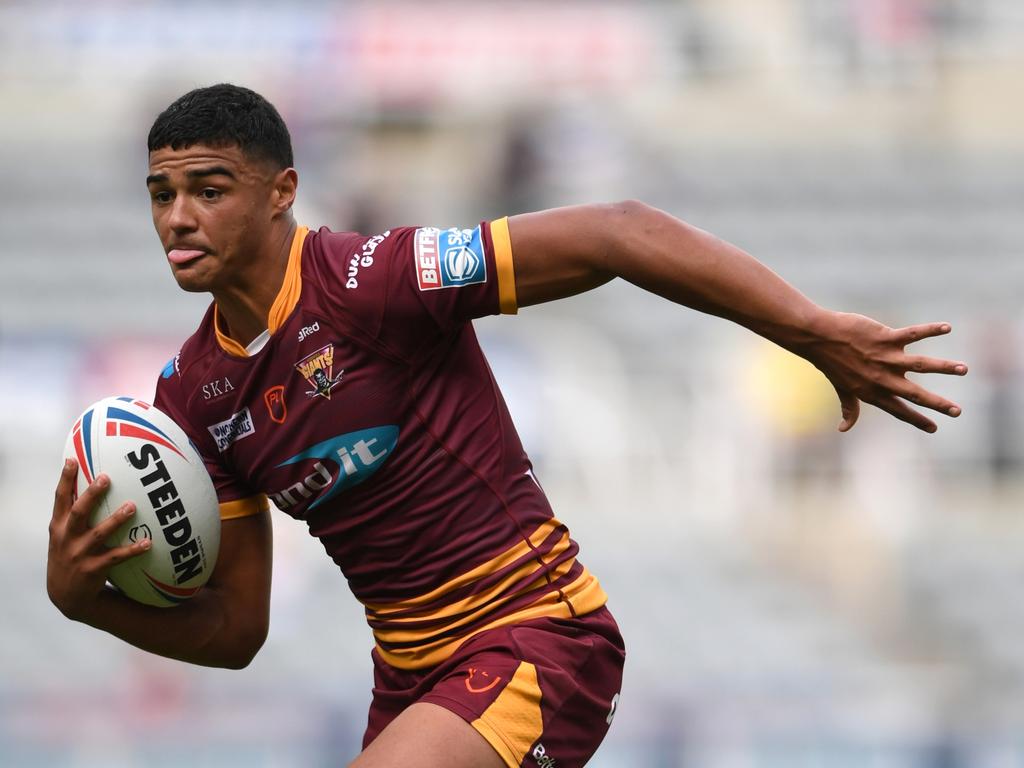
[49,495,272,671]
[512,201,830,353]
[608,201,827,349]
[79,584,265,670]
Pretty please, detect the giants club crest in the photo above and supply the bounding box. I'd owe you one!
[295,343,344,400]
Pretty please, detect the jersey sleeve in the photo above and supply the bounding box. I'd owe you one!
[314,217,517,356]
[153,361,268,521]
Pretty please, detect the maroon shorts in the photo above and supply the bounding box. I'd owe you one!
[363,606,625,768]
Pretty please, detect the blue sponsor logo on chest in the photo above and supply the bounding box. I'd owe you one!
[268,426,399,513]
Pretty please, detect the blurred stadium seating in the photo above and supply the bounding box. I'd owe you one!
[1,1,1022,765]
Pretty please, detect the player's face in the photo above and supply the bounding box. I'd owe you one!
[147,143,290,293]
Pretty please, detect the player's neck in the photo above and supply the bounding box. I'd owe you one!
[213,219,297,348]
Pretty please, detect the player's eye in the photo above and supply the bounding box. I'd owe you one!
[151,190,173,204]
[200,188,222,200]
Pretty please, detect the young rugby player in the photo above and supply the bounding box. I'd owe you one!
[48,84,967,767]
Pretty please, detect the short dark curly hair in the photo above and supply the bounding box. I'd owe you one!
[148,83,293,169]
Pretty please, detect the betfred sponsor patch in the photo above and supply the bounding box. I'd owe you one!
[414,226,486,291]
[206,407,255,452]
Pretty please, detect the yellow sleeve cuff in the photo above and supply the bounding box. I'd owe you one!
[490,217,518,315]
[219,495,270,520]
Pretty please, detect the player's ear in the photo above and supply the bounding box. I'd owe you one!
[271,167,298,215]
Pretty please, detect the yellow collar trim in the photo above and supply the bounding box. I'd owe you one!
[214,225,310,357]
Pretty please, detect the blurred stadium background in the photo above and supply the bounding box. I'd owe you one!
[1,0,1021,765]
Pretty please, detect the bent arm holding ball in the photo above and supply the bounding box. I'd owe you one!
[47,459,272,669]
[508,201,967,432]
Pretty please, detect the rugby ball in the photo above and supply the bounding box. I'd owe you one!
[62,397,220,607]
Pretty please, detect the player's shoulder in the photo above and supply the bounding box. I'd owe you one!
[155,303,226,404]
[301,225,414,291]
[302,222,493,295]
[300,225,424,335]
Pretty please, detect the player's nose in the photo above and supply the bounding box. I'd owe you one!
[166,196,198,233]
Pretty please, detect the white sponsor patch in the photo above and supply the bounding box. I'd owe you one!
[346,230,391,289]
[532,743,557,767]
[207,407,255,452]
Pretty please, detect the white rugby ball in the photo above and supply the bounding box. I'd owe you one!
[62,396,220,607]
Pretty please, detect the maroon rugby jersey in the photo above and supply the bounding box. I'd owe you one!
[154,220,607,669]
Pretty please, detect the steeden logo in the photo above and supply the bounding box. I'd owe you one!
[128,524,152,543]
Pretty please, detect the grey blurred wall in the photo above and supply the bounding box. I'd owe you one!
[1,2,1022,765]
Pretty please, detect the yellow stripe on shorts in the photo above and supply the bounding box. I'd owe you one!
[471,661,543,768]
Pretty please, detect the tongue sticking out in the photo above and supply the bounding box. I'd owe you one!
[168,249,205,265]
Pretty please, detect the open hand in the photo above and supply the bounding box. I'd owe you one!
[801,312,967,433]
[47,459,150,621]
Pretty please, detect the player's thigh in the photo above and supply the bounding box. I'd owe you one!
[349,701,505,768]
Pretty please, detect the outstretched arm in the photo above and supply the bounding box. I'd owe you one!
[47,460,272,669]
[507,201,967,432]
